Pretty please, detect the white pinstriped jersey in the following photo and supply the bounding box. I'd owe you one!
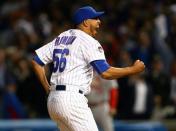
[35,29,106,94]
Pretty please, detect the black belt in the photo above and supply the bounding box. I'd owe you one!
[56,85,83,94]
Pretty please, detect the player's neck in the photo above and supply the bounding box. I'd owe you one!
[77,26,93,37]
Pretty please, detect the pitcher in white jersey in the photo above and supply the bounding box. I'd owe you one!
[31,6,145,131]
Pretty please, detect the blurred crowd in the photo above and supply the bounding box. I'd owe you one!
[0,0,176,121]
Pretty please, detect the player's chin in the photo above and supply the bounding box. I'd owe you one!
[95,27,100,33]
[92,27,99,37]
[93,30,98,37]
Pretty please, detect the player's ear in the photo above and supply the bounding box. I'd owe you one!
[83,20,89,27]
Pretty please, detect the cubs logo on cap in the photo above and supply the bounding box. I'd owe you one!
[73,6,105,25]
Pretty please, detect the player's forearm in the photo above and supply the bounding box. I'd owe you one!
[101,66,139,80]
[31,60,50,93]
[101,60,145,79]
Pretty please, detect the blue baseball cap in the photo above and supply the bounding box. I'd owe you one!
[73,6,105,25]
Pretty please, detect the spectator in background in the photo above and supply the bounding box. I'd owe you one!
[16,58,49,118]
[147,55,171,120]
[150,56,170,107]
[131,74,154,120]
[116,24,137,54]
[0,48,26,119]
[117,74,154,120]
[87,72,119,131]
[117,50,154,120]
[115,50,133,119]
[154,3,174,72]
[130,30,155,68]
[5,47,49,118]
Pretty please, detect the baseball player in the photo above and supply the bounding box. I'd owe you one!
[87,72,118,131]
[31,6,145,131]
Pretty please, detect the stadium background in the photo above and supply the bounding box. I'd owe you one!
[0,0,176,130]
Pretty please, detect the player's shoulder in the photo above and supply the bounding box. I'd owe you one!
[73,29,98,43]
[57,29,101,47]
[58,30,71,36]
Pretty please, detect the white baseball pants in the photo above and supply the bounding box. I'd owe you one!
[47,91,99,131]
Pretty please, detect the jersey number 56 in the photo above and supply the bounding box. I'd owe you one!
[53,48,69,73]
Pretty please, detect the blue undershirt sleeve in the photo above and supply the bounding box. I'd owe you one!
[90,60,110,74]
[33,55,45,66]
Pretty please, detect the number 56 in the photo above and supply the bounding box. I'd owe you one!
[53,48,69,73]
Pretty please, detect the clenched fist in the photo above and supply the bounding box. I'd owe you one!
[132,60,145,74]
